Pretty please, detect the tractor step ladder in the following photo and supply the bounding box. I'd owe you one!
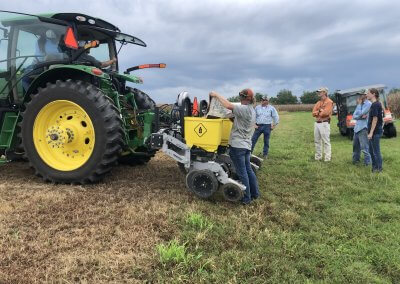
[0,112,19,164]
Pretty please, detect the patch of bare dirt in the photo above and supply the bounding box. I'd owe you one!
[0,153,194,283]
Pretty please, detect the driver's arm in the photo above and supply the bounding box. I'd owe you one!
[101,57,117,68]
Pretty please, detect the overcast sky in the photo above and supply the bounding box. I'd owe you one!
[3,0,400,102]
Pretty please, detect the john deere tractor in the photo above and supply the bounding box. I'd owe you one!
[0,11,167,183]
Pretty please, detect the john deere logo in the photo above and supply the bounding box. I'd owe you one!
[194,123,207,137]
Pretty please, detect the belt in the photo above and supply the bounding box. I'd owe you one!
[316,119,330,124]
[256,123,270,126]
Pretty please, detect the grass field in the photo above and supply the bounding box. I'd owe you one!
[1,112,399,283]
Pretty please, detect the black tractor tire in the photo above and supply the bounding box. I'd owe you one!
[384,123,397,138]
[347,128,354,140]
[339,126,347,136]
[21,80,123,184]
[130,87,156,110]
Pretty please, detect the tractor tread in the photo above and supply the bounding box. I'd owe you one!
[21,80,123,184]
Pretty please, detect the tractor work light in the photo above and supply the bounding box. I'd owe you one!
[88,19,96,25]
[91,68,103,76]
[76,16,86,22]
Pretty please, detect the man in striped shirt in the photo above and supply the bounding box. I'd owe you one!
[251,95,279,158]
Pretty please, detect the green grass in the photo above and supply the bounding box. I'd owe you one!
[154,112,400,283]
[157,240,187,265]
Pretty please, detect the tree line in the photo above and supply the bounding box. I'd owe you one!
[227,87,400,105]
[228,89,338,104]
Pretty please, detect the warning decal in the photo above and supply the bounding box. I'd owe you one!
[194,123,207,137]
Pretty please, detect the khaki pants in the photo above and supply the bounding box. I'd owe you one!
[314,122,331,161]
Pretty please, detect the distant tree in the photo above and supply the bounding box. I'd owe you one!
[269,97,277,104]
[227,95,240,102]
[328,93,336,103]
[229,92,266,103]
[300,91,319,104]
[274,89,298,104]
[255,92,264,102]
[388,88,400,94]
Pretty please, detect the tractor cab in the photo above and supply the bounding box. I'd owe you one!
[335,84,396,139]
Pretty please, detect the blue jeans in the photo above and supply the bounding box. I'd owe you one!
[229,147,259,204]
[251,124,271,156]
[353,129,371,165]
[369,130,383,171]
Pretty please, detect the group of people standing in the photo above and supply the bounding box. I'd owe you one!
[210,86,384,205]
[312,87,384,172]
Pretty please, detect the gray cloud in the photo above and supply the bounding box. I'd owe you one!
[2,0,400,102]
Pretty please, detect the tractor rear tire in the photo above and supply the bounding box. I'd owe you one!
[131,88,156,110]
[347,129,354,140]
[21,80,123,184]
[384,123,397,138]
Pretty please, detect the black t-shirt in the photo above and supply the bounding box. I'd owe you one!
[368,101,383,134]
[76,52,102,69]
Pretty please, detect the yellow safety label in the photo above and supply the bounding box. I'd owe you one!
[194,123,207,137]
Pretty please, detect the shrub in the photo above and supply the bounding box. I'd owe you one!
[388,92,400,118]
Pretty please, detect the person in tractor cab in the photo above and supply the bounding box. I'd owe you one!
[352,91,372,166]
[312,87,334,162]
[75,40,117,69]
[22,29,64,91]
[209,89,259,205]
[34,29,63,62]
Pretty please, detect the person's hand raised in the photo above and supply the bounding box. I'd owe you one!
[209,91,218,97]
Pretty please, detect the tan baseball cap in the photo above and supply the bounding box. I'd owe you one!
[317,87,329,93]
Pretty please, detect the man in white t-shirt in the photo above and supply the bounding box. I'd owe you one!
[210,89,259,205]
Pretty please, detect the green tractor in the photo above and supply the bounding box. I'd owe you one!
[0,11,167,183]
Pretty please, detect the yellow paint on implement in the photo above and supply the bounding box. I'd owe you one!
[184,117,232,152]
[33,100,95,171]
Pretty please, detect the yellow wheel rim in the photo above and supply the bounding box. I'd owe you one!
[33,100,95,171]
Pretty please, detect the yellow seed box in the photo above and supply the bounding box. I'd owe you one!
[184,117,233,152]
